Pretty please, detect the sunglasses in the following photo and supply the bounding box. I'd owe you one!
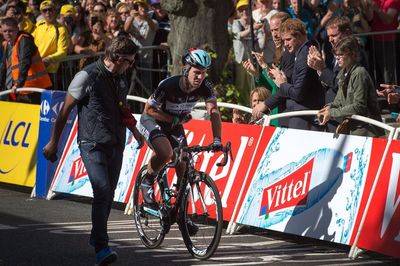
[42,8,54,13]
[121,57,135,66]
[119,11,130,15]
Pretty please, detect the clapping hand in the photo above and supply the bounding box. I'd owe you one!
[251,51,268,69]
[242,59,257,77]
[307,45,325,72]
[268,64,287,87]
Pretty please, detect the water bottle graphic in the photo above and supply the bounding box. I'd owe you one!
[238,133,369,244]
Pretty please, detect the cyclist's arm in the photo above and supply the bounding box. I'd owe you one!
[206,98,221,139]
[143,100,175,124]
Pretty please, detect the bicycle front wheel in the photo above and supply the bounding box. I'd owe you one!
[133,165,165,248]
[179,172,223,260]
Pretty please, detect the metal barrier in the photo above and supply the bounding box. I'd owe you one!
[50,45,172,97]
[354,30,400,86]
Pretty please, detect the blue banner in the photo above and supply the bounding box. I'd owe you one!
[35,91,76,198]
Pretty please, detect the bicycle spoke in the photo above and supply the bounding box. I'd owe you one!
[180,173,223,259]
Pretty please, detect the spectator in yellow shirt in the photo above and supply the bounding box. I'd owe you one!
[32,0,69,83]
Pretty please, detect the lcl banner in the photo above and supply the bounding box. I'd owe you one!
[0,101,40,187]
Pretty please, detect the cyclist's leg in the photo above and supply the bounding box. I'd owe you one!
[167,125,188,187]
[166,128,198,235]
[139,114,174,207]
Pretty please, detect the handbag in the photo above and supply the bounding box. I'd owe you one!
[335,118,351,135]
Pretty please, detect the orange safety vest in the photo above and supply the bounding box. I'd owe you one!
[5,33,52,92]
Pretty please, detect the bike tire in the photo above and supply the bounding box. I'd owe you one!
[133,165,165,248]
[179,172,223,260]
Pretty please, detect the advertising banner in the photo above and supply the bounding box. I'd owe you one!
[182,121,275,221]
[354,139,400,258]
[49,115,147,203]
[235,128,382,245]
[35,90,76,197]
[0,101,40,187]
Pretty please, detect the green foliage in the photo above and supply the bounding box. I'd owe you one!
[213,50,242,122]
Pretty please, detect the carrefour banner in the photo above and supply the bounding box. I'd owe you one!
[235,127,384,245]
[0,101,40,187]
[48,115,147,203]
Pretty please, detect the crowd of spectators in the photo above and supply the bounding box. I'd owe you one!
[0,0,170,93]
[231,0,400,136]
[0,0,399,135]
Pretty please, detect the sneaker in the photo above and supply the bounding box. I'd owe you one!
[140,174,157,210]
[95,247,117,266]
[186,219,199,236]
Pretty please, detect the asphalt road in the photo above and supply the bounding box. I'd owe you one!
[0,183,398,266]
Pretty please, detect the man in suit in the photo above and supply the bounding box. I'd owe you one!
[307,16,369,132]
[252,18,325,131]
[307,16,353,104]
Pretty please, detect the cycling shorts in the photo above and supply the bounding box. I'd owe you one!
[139,113,187,149]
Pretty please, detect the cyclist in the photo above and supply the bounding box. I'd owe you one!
[139,48,222,235]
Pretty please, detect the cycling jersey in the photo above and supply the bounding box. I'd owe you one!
[140,74,215,147]
[148,75,216,116]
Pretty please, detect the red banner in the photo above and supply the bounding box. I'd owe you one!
[354,139,400,258]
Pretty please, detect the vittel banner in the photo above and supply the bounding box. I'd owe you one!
[183,121,274,221]
[236,128,380,245]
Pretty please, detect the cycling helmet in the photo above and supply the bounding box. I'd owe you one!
[182,48,211,69]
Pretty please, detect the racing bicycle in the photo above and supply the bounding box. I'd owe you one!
[133,141,232,259]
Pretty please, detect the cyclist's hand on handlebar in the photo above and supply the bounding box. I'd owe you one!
[212,137,223,151]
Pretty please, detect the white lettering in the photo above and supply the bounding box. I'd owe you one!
[269,170,309,209]
[220,136,249,208]
[301,171,309,196]
[293,179,302,198]
[267,186,278,209]
[209,154,230,181]
[380,153,400,238]
[274,185,282,207]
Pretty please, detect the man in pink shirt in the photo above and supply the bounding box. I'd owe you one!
[366,0,400,84]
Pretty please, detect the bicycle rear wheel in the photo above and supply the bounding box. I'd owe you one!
[133,165,165,248]
[179,172,223,260]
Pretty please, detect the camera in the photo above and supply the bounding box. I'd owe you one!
[91,16,99,25]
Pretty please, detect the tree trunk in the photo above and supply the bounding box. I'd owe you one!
[161,0,234,83]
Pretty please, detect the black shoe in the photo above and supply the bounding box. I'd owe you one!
[95,247,117,266]
[186,219,199,236]
[140,174,157,210]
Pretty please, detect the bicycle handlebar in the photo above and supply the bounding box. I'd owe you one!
[168,142,232,168]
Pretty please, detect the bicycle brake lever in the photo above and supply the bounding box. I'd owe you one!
[216,142,231,167]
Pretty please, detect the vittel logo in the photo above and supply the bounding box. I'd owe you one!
[259,158,313,216]
[41,100,50,116]
[69,157,87,183]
